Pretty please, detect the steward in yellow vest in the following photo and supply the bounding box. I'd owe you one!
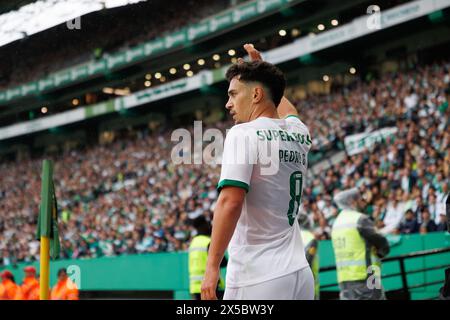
[331,188,390,300]
[188,215,225,300]
[298,213,320,299]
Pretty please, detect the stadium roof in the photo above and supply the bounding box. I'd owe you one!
[0,0,147,47]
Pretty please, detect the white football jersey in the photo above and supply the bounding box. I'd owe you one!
[218,116,312,288]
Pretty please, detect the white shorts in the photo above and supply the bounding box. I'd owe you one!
[223,267,315,300]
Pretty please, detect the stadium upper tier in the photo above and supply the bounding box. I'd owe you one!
[0,0,448,137]
[0,59,448,264]
[0,0,290,99]
[0,0,421,107]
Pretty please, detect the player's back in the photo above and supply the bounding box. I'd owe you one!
[219,116,312,287]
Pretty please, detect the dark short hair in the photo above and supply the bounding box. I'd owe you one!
[192,215,209,230]
[57,268,67,277]
[226,61,286,107]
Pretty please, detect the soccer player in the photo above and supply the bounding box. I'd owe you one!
[201,44,314,300]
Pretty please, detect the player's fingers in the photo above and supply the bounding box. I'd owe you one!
[201,288,206,300]
[204,289,213,300]
[201,284,211,300]
[237,57,245,64]
[244,43,262,61]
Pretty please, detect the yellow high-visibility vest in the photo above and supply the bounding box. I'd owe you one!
[331,210,380,283]
[188,235,224,294]
[301,229,320,299]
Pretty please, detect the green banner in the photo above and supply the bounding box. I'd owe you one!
[188,21,210,40]
[54,71,71,87]
[125,44,145,63]
[38,78,54,91]
[144,38,165,56]
[88,60,107,75]
[85,100,115,119]
[232,1,258,23]
[164,29,188,49]
[212,67,227,83]
[71,65,89,81]
[106,52,126,70]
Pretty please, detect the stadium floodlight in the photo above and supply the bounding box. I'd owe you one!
[317,24,325,31]
[231,57,238,64]
[103,87,114,94]
[278,29,287,37]
[212,54,220,61]
[154,72,162,79]
[145,73,152,80]
[0,0,147,48]
[183,64,191,71]
[323,75,330,82]
[331,19,339,26]
[169,68,177,75]
[144,81,151,87]
[228,49,236,56]
[72,99,79,106]
[197,59,205,66]
[41,107,48,114]
[291,28,300,37]
[349,67,356,74]
[186,71,194,77]
[160,76,166,82]
[114,88,130,96]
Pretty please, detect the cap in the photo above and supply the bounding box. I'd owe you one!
[24,266,36,273]
[1,270,13,278]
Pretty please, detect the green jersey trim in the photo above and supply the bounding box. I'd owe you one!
[217,179,250,193]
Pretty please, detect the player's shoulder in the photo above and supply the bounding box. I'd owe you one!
[284,115,310,134]
[227,121,260,135]
[284,114,306,126]
[224,123,257,143]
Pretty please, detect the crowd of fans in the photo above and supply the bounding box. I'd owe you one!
[0,0,229,89]
[298,61,449,239]
[0,59,449,266]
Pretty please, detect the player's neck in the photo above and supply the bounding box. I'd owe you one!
[248,103,279,122]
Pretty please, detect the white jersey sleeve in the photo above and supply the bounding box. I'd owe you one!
[218,125,257,193]
[285,114,304,125]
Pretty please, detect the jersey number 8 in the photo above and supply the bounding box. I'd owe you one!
[287,171,303,226]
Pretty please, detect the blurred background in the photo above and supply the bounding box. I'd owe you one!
[0,0,449,300]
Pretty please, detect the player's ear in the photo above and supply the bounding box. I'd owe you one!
[252,87,264,103]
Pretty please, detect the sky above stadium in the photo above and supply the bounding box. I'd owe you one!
[0,0,146,47]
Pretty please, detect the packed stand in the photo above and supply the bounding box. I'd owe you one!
[0,61,449,266]
[297,61,449,239]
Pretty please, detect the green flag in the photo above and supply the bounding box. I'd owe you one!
[36,160,60,260]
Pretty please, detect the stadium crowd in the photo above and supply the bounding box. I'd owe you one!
[0,60,449,265]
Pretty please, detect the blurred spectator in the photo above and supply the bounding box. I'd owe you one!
[436,214,448,232]
[396,209,419,235]
[420,209,438,234]
[50,268,79,300]
[21,266,40,300]
[0,270,23,300]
